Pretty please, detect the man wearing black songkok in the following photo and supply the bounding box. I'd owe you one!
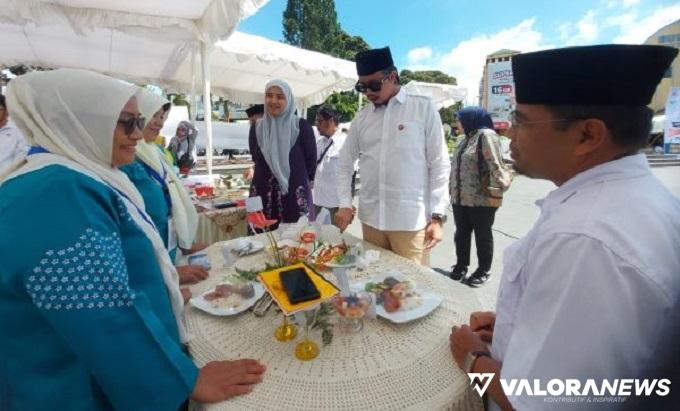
[449,44,679,410]
[334,47,450,265]
[245,104,264,125]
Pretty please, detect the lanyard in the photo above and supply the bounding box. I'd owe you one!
[28,146,158,230]
[112,186,157,229]
[27,145,50,155]
[140,160,173,213]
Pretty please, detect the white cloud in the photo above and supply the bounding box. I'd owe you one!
[603,11,637,28]
[404,18,551,104]
[399,2,679,105]
[612,4,680,43]
[605,0,640,9]
[407,47,433,64]
[559,9,600,45]
[576,10,599,42]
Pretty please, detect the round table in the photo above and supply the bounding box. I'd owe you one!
[186,234,484,411]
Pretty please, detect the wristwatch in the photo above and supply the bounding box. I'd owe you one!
[464,351,491,373]
[431,213,447,224]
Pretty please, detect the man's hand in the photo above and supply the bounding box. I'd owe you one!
[191,359,266,403]
[177,265,210,285]
[334,207,354,232]
[470,311,496,343]
[424,221,443,249]
[450,325,488,370]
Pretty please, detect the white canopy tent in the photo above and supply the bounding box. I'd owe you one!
[204,32,357,110]
[0,27,356,109]
[0,0,269,175]
[0,0,266,43]
[402,81,467,109]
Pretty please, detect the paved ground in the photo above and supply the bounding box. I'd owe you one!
[345,166,680,311]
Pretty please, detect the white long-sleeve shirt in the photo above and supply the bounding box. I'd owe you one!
[313,129,350,208]
[0,121,28,175]
[489,154,680,410]
[336,87,450,231]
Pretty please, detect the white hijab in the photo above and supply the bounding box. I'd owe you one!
[255,79,299,194]
[137,91,198,249]
[1,69,189,342]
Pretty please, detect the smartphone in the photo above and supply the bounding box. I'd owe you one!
[279,268,320,304]
[188,254,211,270]
[214,201,237,209]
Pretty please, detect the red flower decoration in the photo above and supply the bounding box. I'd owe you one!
[246,211,278,229]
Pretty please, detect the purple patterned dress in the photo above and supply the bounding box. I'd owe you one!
[249,118,317,226]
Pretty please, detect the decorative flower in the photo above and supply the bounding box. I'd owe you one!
[246,211,283,267]
[246,211,277,230]
[300,231,316,244]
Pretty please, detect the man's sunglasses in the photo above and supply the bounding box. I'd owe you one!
[354,76,388,94]
[117,116,146,135]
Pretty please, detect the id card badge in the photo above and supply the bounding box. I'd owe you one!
[168,217,178,251]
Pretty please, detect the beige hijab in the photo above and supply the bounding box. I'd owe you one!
[137,91,198,250]
[1,69,189,342]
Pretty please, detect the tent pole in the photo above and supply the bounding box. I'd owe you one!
[200,42,214,178]
[189,48,197,121]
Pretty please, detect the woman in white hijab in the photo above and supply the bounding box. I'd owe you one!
[249,79,317,226]
[0,69,264,410]
[122,90,208,286]
[169,120,198,174]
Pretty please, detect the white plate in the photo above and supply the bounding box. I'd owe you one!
[190,282,265,316]
[222,238,264,256]
[353,272,443,324]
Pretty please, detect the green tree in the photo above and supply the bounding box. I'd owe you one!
[283,0,369,60]
[282,0,303,47]
[283,0,340,52]
[283,0,370,122]
[333,31,371,60]
[400,69,457,85]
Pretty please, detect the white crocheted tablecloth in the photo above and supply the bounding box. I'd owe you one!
[195,207,248,245]
[186,233,484,411]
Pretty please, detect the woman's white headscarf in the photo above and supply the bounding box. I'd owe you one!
[1,69,189,342]
[137,91,198,250]
[255,79,299,194]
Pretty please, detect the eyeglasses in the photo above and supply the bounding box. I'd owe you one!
[354,76,388,94]
[117,116,146,135]
[508,111,574,129]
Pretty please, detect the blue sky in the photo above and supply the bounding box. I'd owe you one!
[239,0,680,102]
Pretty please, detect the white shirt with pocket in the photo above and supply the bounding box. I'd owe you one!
[489,154,680,410]
[313,129,348,208]
[336,87,450,231]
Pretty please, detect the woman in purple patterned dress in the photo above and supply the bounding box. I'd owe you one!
[249,79,317,227]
